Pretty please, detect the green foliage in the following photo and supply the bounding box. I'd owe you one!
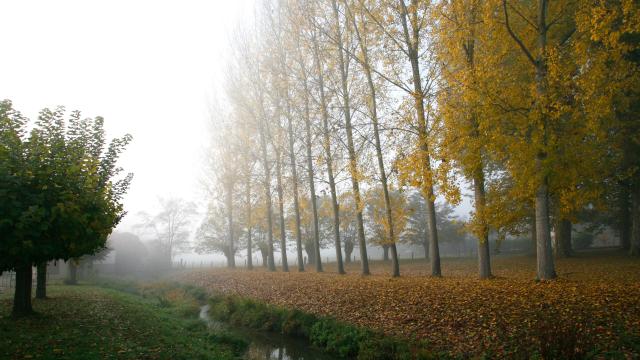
[281,309,318,338]
[206,332,249,354]
[310,318,365,357]
[0,99,132,272]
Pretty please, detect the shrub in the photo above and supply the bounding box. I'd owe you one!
[207,332,249,354]
[281,309,317,338]
[310,318,366,358]
[207,292,422,359]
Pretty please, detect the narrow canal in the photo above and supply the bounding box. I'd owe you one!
[199,305,335,360]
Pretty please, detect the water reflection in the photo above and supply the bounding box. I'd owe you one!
[199,305,333,360]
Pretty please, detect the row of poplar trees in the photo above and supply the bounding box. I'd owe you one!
[204,0,640,280]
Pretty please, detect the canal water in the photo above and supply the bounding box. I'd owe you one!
[199,305,334,360]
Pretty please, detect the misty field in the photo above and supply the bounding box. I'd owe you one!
[181,253,640,357]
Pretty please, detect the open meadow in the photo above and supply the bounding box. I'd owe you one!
[0,285,241,360]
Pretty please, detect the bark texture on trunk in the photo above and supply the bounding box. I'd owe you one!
[503,0,556,279]
[36,262,47,299]
[426,199,441,276]
[302,82,317,273]
[530,212,537,256]
[275,153,289,272]
[399,0,440,277]
[287,114,304,272]
[246,180,253,270]
[620,181,631,250]
[226,187,236,268]
[535,182,556,279]
[474,171,492,279]
[460,10,492,279]
[258,116,276,272]
[12,264,33,317]
[533,0,555,280]
[555,218,572,258]
[630,180,640,256]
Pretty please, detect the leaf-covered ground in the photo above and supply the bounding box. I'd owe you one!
[180,251,640,357]
[0,285,238,360]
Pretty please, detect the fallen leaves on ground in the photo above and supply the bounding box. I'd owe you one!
[179,252,640,356]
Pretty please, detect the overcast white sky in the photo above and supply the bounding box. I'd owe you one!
[0,0,254,233]
[1,1,473,265]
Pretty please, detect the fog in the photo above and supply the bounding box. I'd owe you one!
[1,0,617,275]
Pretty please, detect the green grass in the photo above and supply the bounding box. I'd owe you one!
[0,285,244,360]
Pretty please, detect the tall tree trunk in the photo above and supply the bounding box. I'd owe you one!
[620,181,631,250]
[246,178,253,270]
[12,264,33,317]
[226,185,236,268]
[534,0,555,280]
[530,211,537,256]
[630,180,640,256]
[67,260,78,285]
[399,0,440,277]
[275,152,289,272]
[348,4,399,277]
[272,0,303,273]
[36,262,47,299]
[258,118,276,272]
[460,12,492,279]
[474,170,492,279]
[301,72,318,273]
[503,0,556,279]
[535,181,556,279]
[311,32,340,274]
[332,0,370,275]
[294,25,319,274]
[286,113,304,272]
[382,245,390,261]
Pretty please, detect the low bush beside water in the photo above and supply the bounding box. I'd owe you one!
[206,293,430,359]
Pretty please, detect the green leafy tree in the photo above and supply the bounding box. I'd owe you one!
[0,100,132,317]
